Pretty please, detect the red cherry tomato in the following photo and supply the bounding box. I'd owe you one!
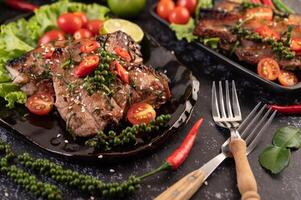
[114,47,132,62]
[168,6,190,24]
[176,0,197,14]
[38,30,65,46]
[255,25,280,40]
[110,61,129,84]
[73,29,92,40]
[278,70,299,86]
[290,38,301,55]
[73,12,88,27]
[74,55,100,78]
[57,13,83,34]
[86,20,104,36]
[257,58,280,81]
[127,103,156,125]
[80,41,100,53]
[26,92,54,116]
[157,0,175,20]
[244,7,273,21]
[43,45,54,59]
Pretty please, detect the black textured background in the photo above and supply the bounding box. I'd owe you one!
[1,0,301,200]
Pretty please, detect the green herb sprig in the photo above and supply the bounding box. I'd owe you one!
[259,126,301,174]
[85,114,172,151]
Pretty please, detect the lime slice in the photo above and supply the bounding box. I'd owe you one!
[102,19,144,43]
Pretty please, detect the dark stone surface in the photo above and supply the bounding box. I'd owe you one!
[1,0,301,200]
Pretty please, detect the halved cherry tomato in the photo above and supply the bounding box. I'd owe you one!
[74,55,100,78]
[26,92,54,116]
[127,103,156,125]
[57,13,83,34]
[168,6,190,24]
[39,30,65,46]
[278,70,298,86]
[114,47,132,62]
[80,41,100,53]
[255,25,280,40]
[110,61,129,84]
[244,7,273,21]
[177,0,197,15]
[73,29,92,40]
[257,58,280,81]
[157,0,175,20]
[86,20,104,36]
[73,12,88,27]
[290,38,301,55]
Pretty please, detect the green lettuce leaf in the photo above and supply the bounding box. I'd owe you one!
[4,91,27,109]
[170,18,197,42]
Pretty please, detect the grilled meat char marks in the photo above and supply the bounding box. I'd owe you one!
[194,0,301,69]
[6,31,171,137]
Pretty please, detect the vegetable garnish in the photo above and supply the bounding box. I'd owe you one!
[114,47,132,62]
[80,40,100,53]
[74,55,100,78]
[269,105,301,114]
[38,30,65,45]
[261,0,275,8]
[3,0,39,11]
[110,61,129,84]
[278,70,298,86]
[272,0,294,14]
[127,103,156,125]
[290,38,301,55]
[257,58,280,81]
[73,28,92,40]
[57,13,83,34]
[139,118,204,179]
[255,25,280,40]
[259,126,301,174]
[170,18,197,42]
[25,92,54,116]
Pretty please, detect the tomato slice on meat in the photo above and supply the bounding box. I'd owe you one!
[257,58,280,81]
[127,103,156,125]
[278,70,299,86]
[39,30,65,46]
[110,61,129,84]
[114,47,132,62]
[290,38,301,55]
[74,55,100,78]
[80,41,100,53]
[26,92,54,116]
[244,7,273,21]
[255,25,280,40]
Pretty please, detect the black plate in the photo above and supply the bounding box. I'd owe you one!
[150,2,301,93]
[0,33,199,162]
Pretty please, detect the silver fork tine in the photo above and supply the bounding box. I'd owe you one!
[225,80,233,118]
[246,110,277,154]
[212,82,220,118]
[244,108,272,144]
[219,81,227,118]
[232,80,241,120]
[240,104,267,138]
[237,102,261,133]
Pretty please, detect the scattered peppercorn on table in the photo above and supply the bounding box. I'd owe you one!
[1,0,301,200]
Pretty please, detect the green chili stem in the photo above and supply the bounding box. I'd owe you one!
[138,162,171,180]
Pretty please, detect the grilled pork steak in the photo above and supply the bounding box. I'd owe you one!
[6,31,171,137]
[194,0,301,69]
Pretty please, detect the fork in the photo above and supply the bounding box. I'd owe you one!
[154,105,276,200]
[212,80,258,200]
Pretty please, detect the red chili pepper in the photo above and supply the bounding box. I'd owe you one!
[269,105,301,114]
[110,61,129,84]
[4,0,39,11]
[139,118,204,179]
[261,0,275,8]
[114,47,132,62]
[251,0,262,4]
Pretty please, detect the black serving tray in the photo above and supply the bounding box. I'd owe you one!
[150,3,301,93]
[0,32,199,162]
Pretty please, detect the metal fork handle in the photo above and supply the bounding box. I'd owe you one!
[230,139,260,200]
[154,153,227,200]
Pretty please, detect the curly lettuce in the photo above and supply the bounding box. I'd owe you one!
[0,0,110,108]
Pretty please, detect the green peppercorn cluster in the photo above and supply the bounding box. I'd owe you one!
[85,114,172,151]
[0,142,62,200]
[240,2,261,9]
[232,26,295,59]
[18,153,140,198]
[83,48,116,95]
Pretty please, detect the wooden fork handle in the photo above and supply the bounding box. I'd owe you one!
[154,168,205,200]
[230,139,260,200]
